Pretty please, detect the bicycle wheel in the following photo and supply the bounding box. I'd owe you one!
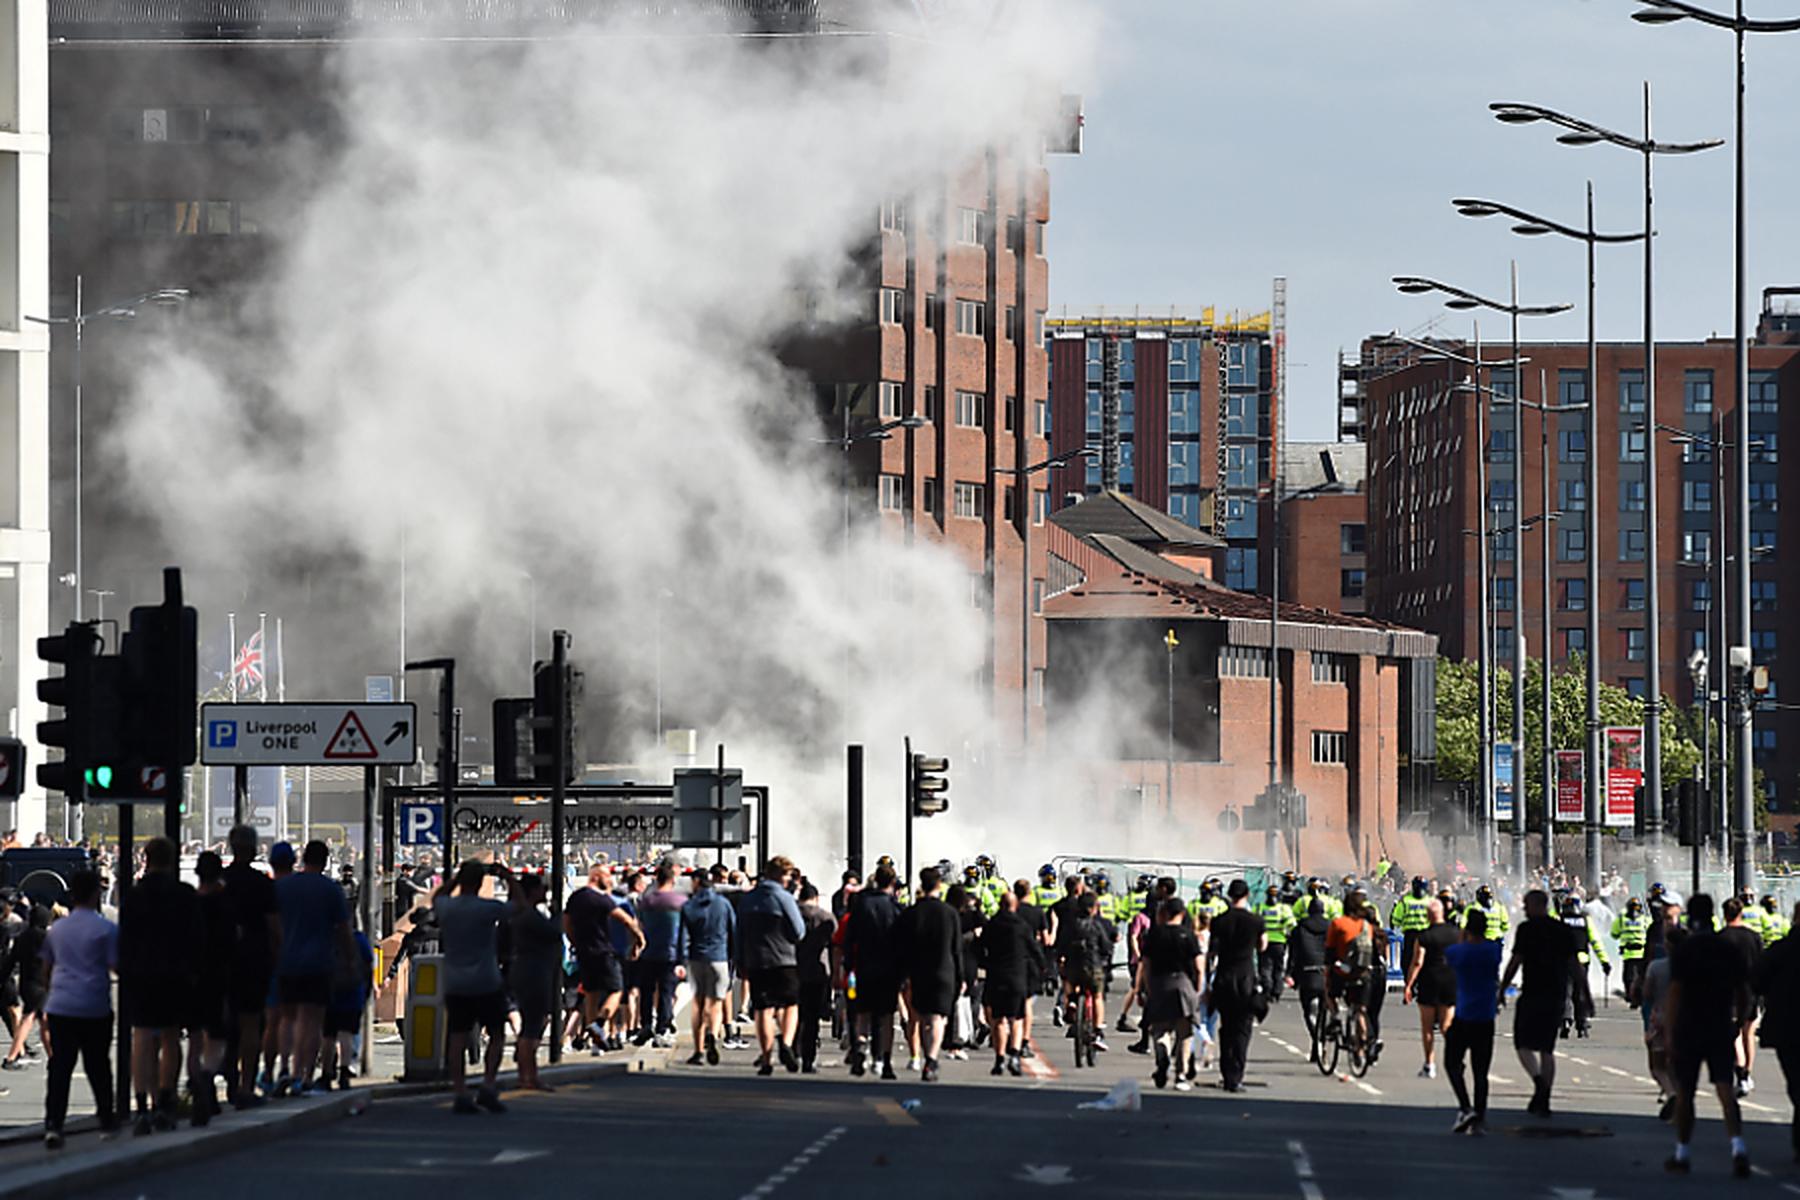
[1073,994,1090,1068]
[1349,1009,1373,1078]
[1084,994,1099,1068]
[1312,1008,1339,1076]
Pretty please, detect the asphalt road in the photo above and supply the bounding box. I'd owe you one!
[88,993,1800,1200]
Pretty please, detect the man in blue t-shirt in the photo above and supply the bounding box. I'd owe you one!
[1444,908,1503,1134]
[273,840,353,1096]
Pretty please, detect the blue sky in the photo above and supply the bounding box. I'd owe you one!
[1046,0,1800,440]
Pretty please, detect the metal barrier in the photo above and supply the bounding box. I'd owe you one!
[402,953,445,1082]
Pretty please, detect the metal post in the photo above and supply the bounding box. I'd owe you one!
[1642,82,1666,853]
[381,771,396,938]
[1268,482,1282,870]
[1730,4,1755,894]
[714,742,725,870]
[846,744,864,876]
[903,736,914,900]
[233,764,247,827]
[548,630,568,1063]
[1165,632,1175,823]
[114,800,131,1118]
[1021,477,1033,756]
[1510,264,1527,882]
[1585,188,1604,884]
[1540,368,1554,871]
[72,274,82,625]
[359,765,375,1077]
[1473,327,1496,874]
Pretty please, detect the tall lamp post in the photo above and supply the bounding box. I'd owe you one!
[25,277,189,622]
[1488,93,1720,868]
[996,446,1092,759]
[1629,0,1800,890]
[1449,193,1648,875]
[1394,275,1572,880]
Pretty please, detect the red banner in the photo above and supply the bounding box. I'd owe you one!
[1555,750,1584,823]
[1604,726,1644,829]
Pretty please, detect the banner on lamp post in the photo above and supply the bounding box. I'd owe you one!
[1494,743,1515,823]
[1604,726,1644,829]
[1555,750,1585,824]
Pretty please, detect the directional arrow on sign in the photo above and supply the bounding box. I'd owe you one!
[386,720,409,746]
[1015,1165,1076,1186]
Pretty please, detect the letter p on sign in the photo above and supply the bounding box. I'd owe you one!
[402,802,443,846]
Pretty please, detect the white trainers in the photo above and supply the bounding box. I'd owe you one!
[1419,1063,1436,1079]
[907,1056,922,1073]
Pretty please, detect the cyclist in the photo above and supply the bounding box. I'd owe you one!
[1288,896,1332,1048]
[1058,892,1111,1059]
[1324,890,1380,1053]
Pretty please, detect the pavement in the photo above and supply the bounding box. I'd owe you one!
[44,990,1800,1200]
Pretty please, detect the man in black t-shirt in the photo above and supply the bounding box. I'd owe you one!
[1499,889,1574,1117]
[1012,880,1049,1057]
[563,865,643,1052]
[221,825,279,1109]
[1207,880,1267,1093]
[1720,897,1764,1099]
[1665,894,1751,1177]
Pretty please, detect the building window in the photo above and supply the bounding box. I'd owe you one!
[955,390,986,429]
[1625,677,1647,699]
[1559,527,1587,562]
[1031,579,1045,616]
[1619,369,1645,415]
[879,474,906,512]
[1005,306,1018,343]
[1749,370,1780,414]
[879,288,906,326]
[1002,485,1017,522]
[922,385,939,422]
[1034,399,1048,438]
[1494,577,1516,612]
[1033,489,1047,526]
[1169,443,1201,488]
[1224,444,1256,489]
[1557,429,1588,463]
[1749,481,1778,513]
[1219,645,1271,679]
[1004,394,1016,433]
[1490,429,1516,464]
[1620,529,1646,561]
[1752,433,1779,465]
[1341,568,1366,599]
[1169,338,1202,383]
[1624,628,1646,662]
[957,207,988,246]
[1031,668,1045,706]
[1566,627,1588,658]
[1623,578,1646,611]
[1489,480,1516,512]
[879,381,905,419]
[1753,528,1778,553]
[1225,547,1258,591]
[1340,524,1366,555]
[1619,480,1645,512]
[952,482,985,520]
[1492,526,1515,562]
[1753,580,1777,612]
[1683,530,1712,563]
[1312,653,1352,684]
[1684,369,1714,414]
[1682,480,1712,512]
[1560,479,1587,511]
[954,300,986,338]
[1558,368,1588,408]
[1311,731,1349,766]
[1170,389,1201,434]
[1752,629,1777,659]
[1620,429,1646,462]
[1560,578,1587,611]
[880,200,906,232]
[922,478,939,516]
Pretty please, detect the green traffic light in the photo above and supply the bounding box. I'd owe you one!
[84,765,113,789]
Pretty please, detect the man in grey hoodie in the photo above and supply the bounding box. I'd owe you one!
[737,856,805,1075]
[680,869,737,1066]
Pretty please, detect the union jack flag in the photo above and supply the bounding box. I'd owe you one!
[233,630,264,694]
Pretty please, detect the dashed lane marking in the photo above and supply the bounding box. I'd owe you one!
[735,1125,847,1200]
[1287,1138,1325,1200]
[867,1098,918,1127]
[1353,1080,1382,1098]
[1601,1066,1631,1078]
[1491,1074,1514,1085]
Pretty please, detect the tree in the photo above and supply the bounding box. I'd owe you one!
[1434,655,1700,826]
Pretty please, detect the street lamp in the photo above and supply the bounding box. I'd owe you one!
[1394,274,1572,880]
[25,278,190,623]
[1628,0,1800,890]
[995,446,1092,758]
[1487,92,1720,875]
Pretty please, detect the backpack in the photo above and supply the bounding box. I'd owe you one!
[1344,920,1376,973]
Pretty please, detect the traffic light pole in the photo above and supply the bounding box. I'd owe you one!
[846,744,864,878]
[903,736,913,900]
[405,657,456,872]
[360,763,376,1077]
[115,800,131,1119]
[548,630,568,1065]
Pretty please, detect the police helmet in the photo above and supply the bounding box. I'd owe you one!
[1135,874,1155,893]
[1039,863,1057,881]
[1765,895,1781,914]
[1266,884,1281,903]
[1560,895,1584,920]
[1411,875,1428,896]
[1341,874,1358,890]
[1475,885,1494,906]
[1308,876,1327,892]
[877,854,895,869]
[1198,880,1217,902]
[1649,881,1667,898]
[1626,897,1643,915]
[1283,870,1299,886]
[1093,873,1111,892]
[964,863,981,881]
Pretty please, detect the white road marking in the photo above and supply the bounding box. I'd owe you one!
[1490,1074,1514,1084]
[1743,1100,1778,1115]
[1567,1056,1592,1066]
[735,1126,847,1200]
[1601,1066,1631,1078]
[1287,1139,1325,1200]
[1354,1080,1382,1097]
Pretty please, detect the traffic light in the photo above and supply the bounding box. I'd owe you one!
[35,622,100,799]
[531,658,584,785]
[910,753,950,818]
[0,738,24,800]
[122,581,198,768]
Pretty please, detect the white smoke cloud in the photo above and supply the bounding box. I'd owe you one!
[103,2,1195,876]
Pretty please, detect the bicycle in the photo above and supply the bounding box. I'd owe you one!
[1340,983,1375,1079]
[1069,984,1100,1069]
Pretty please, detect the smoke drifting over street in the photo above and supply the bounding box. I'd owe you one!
[98,1,1220,871]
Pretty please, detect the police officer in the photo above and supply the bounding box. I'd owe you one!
[1188,877,1227,923]
[1738,887,1768,943]
[975,855,1007,916]
[1761,895,1791,947]
[1092,873,1120,923]
[876,855,911,906]
[1560,895,1610,1037]
[1278,870,1302,907]
[1303,876,1342,921]
[964,864,998,917]
[1390,876,1433,985]
[1611,896,1650,1004]
[1031,866,1061,910]
[1462,884,1509,944]
[1256,884,1296,1001]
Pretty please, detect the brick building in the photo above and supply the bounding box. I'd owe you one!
[1274,441,1367,616]
[1360,305,1800,820]
[1042,305,1283,594]
[1042,492,1438,874]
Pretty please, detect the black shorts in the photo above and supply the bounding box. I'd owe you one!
[985,983,1027,1021]
[851,980,900,1017]
[513,990,554,1042]
[1328,969,1368,1002]
[1415,968,1457,1010]
[189,989,230,1039]
[1513,997,1562,1054]
[229,973,269,1017]
[578,955,623,999]
[278,973,332,1008]
[749,966,800,1011]
[445,991,509,1036]
[129,982,191,1031]
[324,1008,363,1036]
[1673,1039,1738,1096]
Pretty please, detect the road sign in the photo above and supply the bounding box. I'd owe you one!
[365,675,394,703]
[400,799,444,846]
[200,702,416,767]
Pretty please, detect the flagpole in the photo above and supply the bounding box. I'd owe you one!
[275,617,286,703]
[228,612,238,703]
[257,614,268,704]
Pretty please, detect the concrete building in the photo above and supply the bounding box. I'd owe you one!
[1042,491,1438,874]
[1043,304,1283,594]
[1359,311,1799,826]
[1,0,51,836]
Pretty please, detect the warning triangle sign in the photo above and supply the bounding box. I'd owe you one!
[324,711,381,760]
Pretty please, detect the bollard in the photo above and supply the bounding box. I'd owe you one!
[401,953,446,1081]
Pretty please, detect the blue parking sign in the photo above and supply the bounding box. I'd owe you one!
[207,720,238,750]
[400,800,443,846]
